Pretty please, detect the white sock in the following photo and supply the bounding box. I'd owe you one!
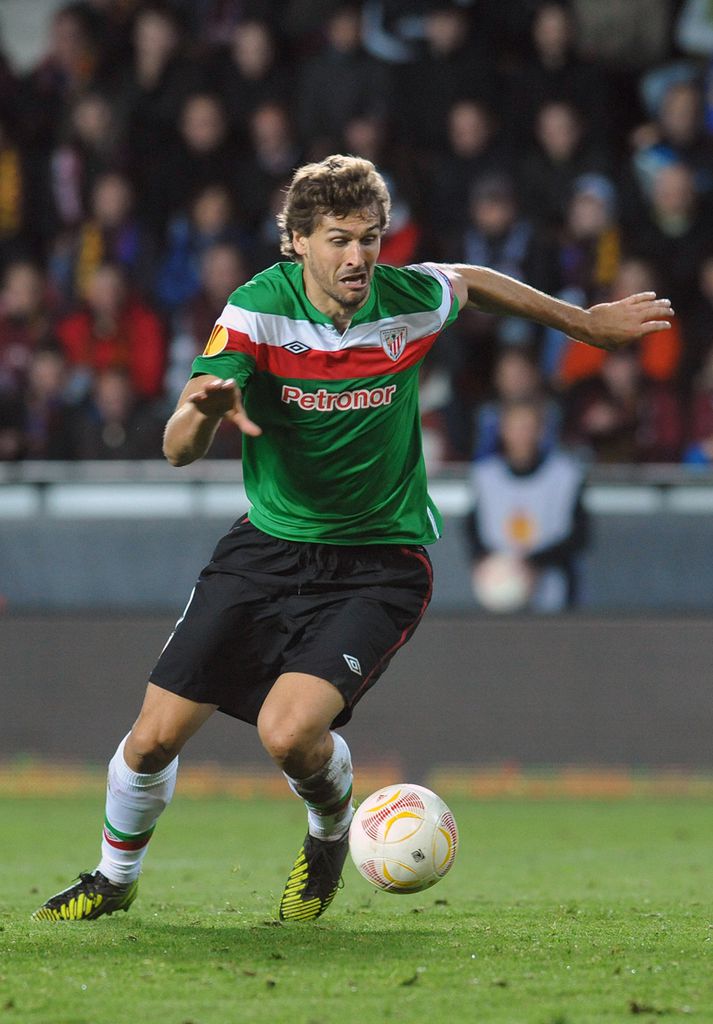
[96,735,178,885]
[284,732,354,842]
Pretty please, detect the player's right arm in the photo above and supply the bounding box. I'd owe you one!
[162,375,262,467]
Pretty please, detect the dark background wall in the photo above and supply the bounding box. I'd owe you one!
[4,615,711,777]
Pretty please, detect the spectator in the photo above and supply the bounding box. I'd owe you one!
[474,347,562,461]
[466,398,589,613]
[518,100,611,231]
[395,3,496,152]
[69,366,165,459]
[297,3,390,155]
[56,262,165,400]
[115,4,201,227]
[143,91,239,232]
[556,173,621,298]
[165,241,249,400]
[0,261,58,397]
[624,161,713,314]
[429,99,513,254]
[563,345,684,463]
[553,256,683,391]
[679,253,713,389]
[235,102,301,231]
[48,91,125,232]
[439,173,557,459]
[0,344,76,460]
[505,3,612,149]
[155,184,245,311]
[22,3,106,149]
[462,173,557,347]
[202,20,290,141]
[49,170,156,306]
[540,173,622,381]
[627,79,713,206]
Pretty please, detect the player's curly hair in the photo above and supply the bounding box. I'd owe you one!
[278,155,391,261]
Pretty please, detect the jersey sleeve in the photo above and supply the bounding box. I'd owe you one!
[406,262,461,329]
[190,301,257,388]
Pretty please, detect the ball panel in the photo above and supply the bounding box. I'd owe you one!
[357,787,427,842]
[382,810,425,843]
[434,810,458,875]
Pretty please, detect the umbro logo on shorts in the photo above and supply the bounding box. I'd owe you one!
[343,654,362,675]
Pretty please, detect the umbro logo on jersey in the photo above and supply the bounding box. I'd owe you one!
[343,654,362,675]
[380,325,408,361]
[282,340,310,355]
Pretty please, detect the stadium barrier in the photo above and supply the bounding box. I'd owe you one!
[3,461,713,611]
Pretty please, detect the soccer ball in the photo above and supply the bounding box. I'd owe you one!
[348,783,458,893]
[472,552,533,613]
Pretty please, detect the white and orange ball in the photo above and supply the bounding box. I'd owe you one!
[348,783,458,893]
[472,552,534,613]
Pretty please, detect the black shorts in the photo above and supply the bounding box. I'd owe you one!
[151,517,433,727]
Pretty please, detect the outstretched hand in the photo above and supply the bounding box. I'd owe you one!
[188,377,262,436]
[583,292,674,351]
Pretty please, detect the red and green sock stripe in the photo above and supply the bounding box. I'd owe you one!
[103,816,156,852]
[304,783,353,816]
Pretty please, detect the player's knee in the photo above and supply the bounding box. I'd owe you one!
[258,719,321,774]
[259,724,301,768]
[259,712,333,774]
[127,724,182,772]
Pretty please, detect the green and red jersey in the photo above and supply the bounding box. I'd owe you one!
[191,260,460,544]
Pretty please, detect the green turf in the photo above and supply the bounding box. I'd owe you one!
[2,796,713,1024]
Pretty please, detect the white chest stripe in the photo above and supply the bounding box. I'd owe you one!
[217,303,445,353]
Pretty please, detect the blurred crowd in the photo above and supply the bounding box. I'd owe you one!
[2,0,713,465]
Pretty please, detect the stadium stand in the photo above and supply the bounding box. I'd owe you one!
[0,0,707,469]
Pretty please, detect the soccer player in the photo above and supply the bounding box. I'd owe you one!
[33,155,673,923]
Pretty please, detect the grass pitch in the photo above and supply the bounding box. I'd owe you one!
[2,795,713,1024]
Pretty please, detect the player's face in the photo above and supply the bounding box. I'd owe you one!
[293,210,382,319]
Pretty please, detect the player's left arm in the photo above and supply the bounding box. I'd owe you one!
[434,263,674,351]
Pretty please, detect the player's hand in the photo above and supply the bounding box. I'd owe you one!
[187,378,262,436]
[583,292,674,351]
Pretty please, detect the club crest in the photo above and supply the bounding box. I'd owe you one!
[380,325,408,362]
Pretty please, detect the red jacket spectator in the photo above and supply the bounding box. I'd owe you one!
[56,263,165,398]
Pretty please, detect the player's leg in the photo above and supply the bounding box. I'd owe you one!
[258,672,353,837]
[267,545,433,921]
[33,684,216,921]
[98,684,216,884]
[258,672,355,922]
